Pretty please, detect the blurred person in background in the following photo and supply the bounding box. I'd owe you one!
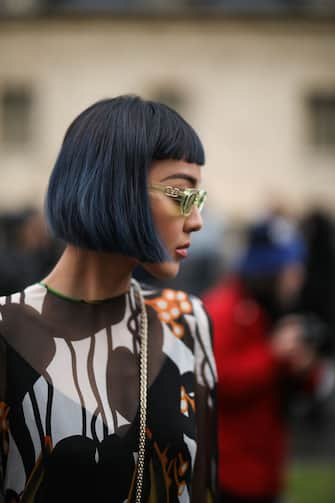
[0,209,62,296]
[288,208,335,463]
[299,208,335,357]
[203,215,332,503]
[0,95,217,503]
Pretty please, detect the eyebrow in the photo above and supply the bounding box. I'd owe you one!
[160,174,198,186]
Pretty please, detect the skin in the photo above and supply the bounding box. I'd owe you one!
[143,159,203,279]
[271,263,315,372]
[271,316,315,373]
[276,262,305,307]
[43,160,204,302]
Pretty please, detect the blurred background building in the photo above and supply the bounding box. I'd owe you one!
[1,2,335,501]
[0,0,335,217]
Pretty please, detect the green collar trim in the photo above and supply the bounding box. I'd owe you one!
[39,282,116,304]
[39,282,82,302]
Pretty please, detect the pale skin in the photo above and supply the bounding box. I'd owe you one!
[42,159,203,301]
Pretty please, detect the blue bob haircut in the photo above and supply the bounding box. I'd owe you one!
[45,95,205,262]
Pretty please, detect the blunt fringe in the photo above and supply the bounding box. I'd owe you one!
[45,95,205,262]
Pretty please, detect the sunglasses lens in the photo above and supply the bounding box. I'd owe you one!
[181,192,196,216]
[198,191,207,212]
[181,191,207,215]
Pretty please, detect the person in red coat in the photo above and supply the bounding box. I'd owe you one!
[203,216,325,503]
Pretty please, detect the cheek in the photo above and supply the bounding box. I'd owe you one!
[159,220,183,249]
[150,199,183,249]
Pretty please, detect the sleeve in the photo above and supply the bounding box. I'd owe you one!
[204,295,282,402]
[0,334,7,502]
[190,297,218,503]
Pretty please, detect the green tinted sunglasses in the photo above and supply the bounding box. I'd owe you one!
[149,184,207,217]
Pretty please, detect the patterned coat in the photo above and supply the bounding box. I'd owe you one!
[0,283,217,503]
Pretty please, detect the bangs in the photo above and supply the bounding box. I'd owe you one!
[147,102,205,166]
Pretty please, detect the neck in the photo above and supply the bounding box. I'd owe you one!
[42,245,137,302]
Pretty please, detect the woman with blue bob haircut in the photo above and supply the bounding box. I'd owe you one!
[46,95,205,263]
[0,95,218,503]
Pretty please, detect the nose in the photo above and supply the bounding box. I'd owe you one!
[183,207,203,233]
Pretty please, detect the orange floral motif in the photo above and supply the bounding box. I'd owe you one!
[145,289,192,339]
[21,436,53,502]
[0,401,9,428]
[174,453,189,496]
[143,427,190,498]
[0,401,10,456]
[180,386,195,416]
[152,438,190,498]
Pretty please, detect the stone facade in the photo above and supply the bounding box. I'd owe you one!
[0,17,335,217]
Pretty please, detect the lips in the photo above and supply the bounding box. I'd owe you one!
[175,242,190,258]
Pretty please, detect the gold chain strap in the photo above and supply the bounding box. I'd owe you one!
[131,279,148,503]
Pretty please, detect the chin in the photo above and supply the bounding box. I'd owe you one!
[141,261,180,280]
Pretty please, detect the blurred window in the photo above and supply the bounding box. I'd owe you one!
[308,93,335,150]
[0,86,33,147]
[0,0,44,15]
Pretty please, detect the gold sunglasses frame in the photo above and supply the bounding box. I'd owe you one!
[149,184,207,216]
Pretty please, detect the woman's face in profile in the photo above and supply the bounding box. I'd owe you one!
[142,159,204,280]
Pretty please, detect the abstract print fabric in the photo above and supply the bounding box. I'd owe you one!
[0,283,217,502]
